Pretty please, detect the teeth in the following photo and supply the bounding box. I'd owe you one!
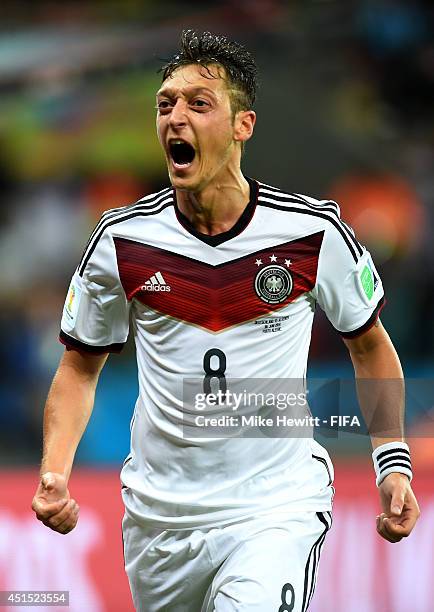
[171,139,186,145]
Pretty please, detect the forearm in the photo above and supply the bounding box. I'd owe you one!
[41,350,106,482]
[344,323,405,450]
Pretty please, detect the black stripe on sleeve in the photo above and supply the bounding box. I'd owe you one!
[258,187,364,259]
[84,188,172,251]
[259,189,341,216]
[78,199,173,277]
[59,330,125,354]
[339,296,386,339]
[258,201,360,263]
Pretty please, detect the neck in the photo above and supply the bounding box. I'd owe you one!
[175,169,250,236]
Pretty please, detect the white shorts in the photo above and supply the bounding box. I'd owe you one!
[122,510,332,611]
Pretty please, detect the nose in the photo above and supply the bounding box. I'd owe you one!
[169,99,188,128]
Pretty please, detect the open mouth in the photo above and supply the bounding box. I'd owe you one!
[169,140,196,167]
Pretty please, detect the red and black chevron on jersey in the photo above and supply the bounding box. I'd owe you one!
[60,178,384,528]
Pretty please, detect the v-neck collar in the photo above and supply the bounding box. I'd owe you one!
[173,177,258,247]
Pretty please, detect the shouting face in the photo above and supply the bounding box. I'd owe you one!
[156,63,255,192]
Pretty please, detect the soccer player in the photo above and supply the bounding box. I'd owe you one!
[32,30,420,611]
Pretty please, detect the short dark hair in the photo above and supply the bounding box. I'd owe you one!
[160,30,258,114]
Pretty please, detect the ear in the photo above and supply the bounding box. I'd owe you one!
[233,110,256,143]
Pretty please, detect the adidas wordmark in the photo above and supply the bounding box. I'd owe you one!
[141,271,171,292]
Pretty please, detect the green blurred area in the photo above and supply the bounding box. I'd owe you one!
[0,72,164,178]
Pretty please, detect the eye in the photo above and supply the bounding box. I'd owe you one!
[156,100,173,112]
[191,99,210,110]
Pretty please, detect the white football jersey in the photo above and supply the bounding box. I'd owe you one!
[60,179,384,528]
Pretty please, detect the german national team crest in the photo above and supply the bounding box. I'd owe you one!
[254,263,293,304]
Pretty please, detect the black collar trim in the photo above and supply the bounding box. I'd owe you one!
[174,177,258,247]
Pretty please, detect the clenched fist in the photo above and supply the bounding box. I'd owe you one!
[376,473,420,543]
[32,472,79,535]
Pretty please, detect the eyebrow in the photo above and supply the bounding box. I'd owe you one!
[156,86,217,99]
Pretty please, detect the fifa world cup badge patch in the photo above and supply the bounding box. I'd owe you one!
[360,264,374,300]
[254,259,293,304]
[64,281,81,322]
[357,257,379,303]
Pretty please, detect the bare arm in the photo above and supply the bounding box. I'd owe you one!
[343,319,404,449]
[343,320,420,542]
[41,348,108,479]
[32,348,108,534]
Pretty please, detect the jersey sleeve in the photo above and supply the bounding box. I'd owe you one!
[312,221,385,338]
[60,226,130,353]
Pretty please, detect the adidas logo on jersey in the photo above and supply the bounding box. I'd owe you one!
[141,271,171,292]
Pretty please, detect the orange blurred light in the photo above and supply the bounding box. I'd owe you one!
[328,173,425,262]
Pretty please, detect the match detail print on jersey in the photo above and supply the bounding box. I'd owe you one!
[114,231,324,332]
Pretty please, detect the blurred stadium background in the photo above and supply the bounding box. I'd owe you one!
[0,1,433,611]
